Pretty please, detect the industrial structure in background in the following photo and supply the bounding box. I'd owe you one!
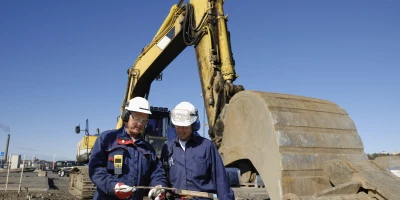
[4,134,10,162]
[0,134,10,168]
[68,0,400,199]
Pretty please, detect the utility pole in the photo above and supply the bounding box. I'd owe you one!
[52,154,55,170]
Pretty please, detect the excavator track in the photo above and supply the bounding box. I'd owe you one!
[69,166,96,199]
[219,90,400,200]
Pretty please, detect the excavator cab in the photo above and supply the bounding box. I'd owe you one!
[144,106,171,157]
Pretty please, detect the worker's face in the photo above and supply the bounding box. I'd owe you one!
[126,111,148,138]
[175,125,192,141]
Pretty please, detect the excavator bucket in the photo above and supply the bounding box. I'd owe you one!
[218,90,400,200]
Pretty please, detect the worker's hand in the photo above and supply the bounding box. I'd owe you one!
[148,185,166,200]
[114,183,136,199]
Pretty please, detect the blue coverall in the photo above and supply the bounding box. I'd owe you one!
[160,133,235,200]
[89,126,167,200]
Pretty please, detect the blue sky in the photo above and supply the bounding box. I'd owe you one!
[0,0,399,161]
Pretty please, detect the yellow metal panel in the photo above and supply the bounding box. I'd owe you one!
[78,135,98,150]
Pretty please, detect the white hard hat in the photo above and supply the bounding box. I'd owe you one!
[171,102,198,126]
[125,97,152,114]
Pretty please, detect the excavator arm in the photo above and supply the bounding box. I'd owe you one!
[116,0,244,148]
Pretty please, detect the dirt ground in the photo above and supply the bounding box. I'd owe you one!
[0,171,269,200]
[0,171,78,200]
[0,191,77,200]
[232,187,269,200]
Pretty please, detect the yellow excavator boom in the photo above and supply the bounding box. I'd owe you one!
[115,0,244,139]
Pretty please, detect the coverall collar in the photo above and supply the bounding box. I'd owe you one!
[173,132,201,145]
[117,126,145,144]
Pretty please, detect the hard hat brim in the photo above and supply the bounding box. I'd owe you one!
[171,117,196,127]
[126,107,152,115]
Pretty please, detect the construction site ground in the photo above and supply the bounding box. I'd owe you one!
[0,171,269,200]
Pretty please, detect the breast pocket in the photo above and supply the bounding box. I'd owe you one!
[106,149,127,174]
[193,158,210,179]
[139,152,153,177]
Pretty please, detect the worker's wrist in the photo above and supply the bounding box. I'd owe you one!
[150,183,166,187]
[109,181,118,196]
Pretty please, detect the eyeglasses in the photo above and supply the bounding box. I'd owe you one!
[129,112,149,124]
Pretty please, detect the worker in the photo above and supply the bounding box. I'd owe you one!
[89,97,167,200]
[159,102,235,200]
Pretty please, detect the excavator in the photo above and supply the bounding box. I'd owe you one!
[69,0,400,199]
